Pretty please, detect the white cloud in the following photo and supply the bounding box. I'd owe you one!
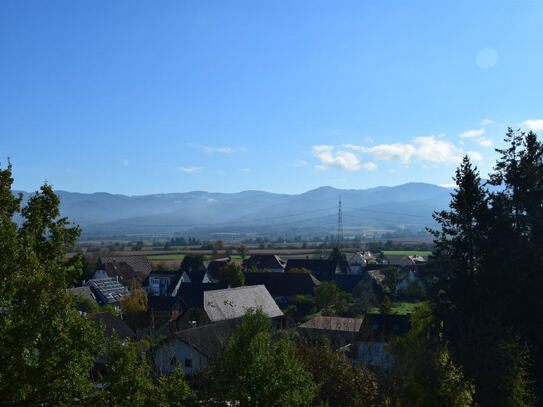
[188,143,244,153]
[312,145,361,171]
[345,136,461,165]
[122,159,129,166]
[412,136,460,164]
[478,138,493,148]
[348,143,416,164]
[481,118,494,126]
[292,160,307,167]
[178,166,202,173]
[315,165,327,171]
[217,170,226,176]
[240,168,252,173]
[466,151,483,161]
[363,162,377,171]
[521,119,543,131]
[459,129,485,138]
[439,183,457,188]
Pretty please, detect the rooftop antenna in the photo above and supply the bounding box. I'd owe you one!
[337,197,343,248]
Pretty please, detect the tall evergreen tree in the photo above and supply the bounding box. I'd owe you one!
[430,151,537,406]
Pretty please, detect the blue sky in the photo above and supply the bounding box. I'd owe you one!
[1,1,543,195]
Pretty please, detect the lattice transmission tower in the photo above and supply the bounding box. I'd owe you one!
[337,198,343,247]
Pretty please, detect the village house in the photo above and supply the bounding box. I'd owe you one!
[93,311,136,341]
[66,286,98,306]
[202,257,231,283]
[93,255,152,287]
[298,316,364,347]
[348,251,376,274]
[203,285,284,327]
[147,295,185,328]
[285,259,337,280]
[145,271,181,296]
[351,313,410,369]
[242,254,286,273]
[154,319,240,376]
[172,283,229,330]
[243,271,320,303]
[86,277,129,312]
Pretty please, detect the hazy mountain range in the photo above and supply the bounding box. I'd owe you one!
[16,183,454,238]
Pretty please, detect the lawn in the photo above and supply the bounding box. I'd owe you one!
[147,254,185,260]
[367,301,424,315]
[382,250,432,256]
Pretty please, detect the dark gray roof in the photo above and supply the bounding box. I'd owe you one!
[382,254,407,266]
[242,254,286,270]
[187,268,206,283]
[243,272,320,297]
[148,295,182,311]
[93,312,136,340]
[205,258,230,281]
[285,259,337,280]
[173,319,240,359]
[299,316,364,332]
[175,283,228,308]
[332,274,364,292]
[204,285,283,322]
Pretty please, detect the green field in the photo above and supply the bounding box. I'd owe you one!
[147,254,185,260]
[382,250,432,256]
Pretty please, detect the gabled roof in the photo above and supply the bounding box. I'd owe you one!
[243,254,286,270]
[187,268,206,283]
[243,272,320,297]
[299,316,364,333]
[205,258,230,281]
[204,285,283,322]
[349,251,375,263]
[175,283,228,309]
[285,259,337,280]
[93,312,136,340]
[147,295,183,311]
[382,254,407,266]
[87,278,129,305]
[173,319,240,359]
[332,274,364,292]
[366,269,385,285]
[98,256,152,285]
[359,313,410,342]
[66,286,97,304]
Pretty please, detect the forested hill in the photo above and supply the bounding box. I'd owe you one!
[15,182,453,236]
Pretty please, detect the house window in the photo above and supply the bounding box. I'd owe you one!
[170,356,177,366]
[185,358,193,368]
